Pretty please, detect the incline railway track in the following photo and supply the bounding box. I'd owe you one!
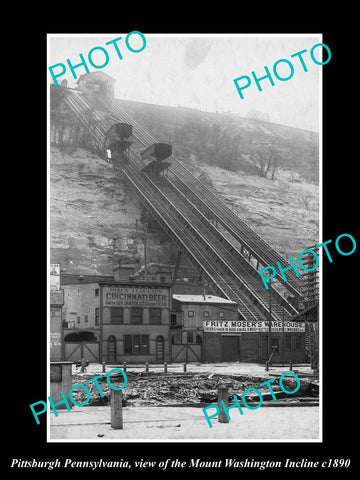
[127,152,297,321]
[123,160,274,322]
[60,89,304,321]
[98,96,306,299]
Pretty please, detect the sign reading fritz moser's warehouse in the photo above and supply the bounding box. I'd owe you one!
[103,286,170,308]
[203,320,305,333]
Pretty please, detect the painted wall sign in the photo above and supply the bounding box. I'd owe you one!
[203,319,305,333]
[50,306,62,361]
[50,263,61,291]
[103,286,170,308]
[50,289,64,306]
[50,364,62,382]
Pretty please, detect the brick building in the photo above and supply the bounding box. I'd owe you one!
[171,294,239,362]
[61,267,172,363]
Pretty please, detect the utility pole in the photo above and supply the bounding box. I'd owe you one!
[282,306,285,365]
[143,213,148,282]
[268,278,272,359]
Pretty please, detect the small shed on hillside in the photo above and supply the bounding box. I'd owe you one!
[77,72,116,99]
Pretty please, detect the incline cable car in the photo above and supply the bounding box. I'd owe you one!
[140,143,172,177]
[104,123,133,164]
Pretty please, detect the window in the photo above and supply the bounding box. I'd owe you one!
[160,276,166,282]
[187,332,193,344]
[111,307,123,324]
[187,311,194,317]
[203,311,209,317]
[130,307,142,324]
[285,334,292,351]
[77,316,80,324]
[124,335,132,353]
[149,308,161,325]
[295,334,302,351]
[95,307,100,326]
[84,315,88,323]
[95,288,99,296]
[219,312,224,318]
[124,335,149,355]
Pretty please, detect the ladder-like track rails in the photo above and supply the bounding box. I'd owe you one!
[61,90,302,319]
[128,152,297,320]
[97,95,306,299]
[123,161,268,321]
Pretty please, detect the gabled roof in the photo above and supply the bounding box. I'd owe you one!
[76,71,116,84]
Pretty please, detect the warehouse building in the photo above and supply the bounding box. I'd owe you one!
[100,280,171,363]
[171,294,240,363]
[171,294,306,363]
[59,269,306,364]
[61,266,172,363]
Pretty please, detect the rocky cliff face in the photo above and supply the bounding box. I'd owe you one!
[50,146,174,275]
[50,101,319,276]
[190,158,319,257]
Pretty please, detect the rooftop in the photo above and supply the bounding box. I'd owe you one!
[172,294,237,305]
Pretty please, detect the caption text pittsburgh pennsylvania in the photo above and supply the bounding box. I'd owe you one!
[46,34,330,441]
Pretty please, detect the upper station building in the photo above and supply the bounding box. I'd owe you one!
[76,71,116,99]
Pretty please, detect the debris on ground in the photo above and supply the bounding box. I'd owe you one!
[70,371,319,407]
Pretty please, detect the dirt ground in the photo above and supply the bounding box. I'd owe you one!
[49,405,320,441]
[49,363,320,441]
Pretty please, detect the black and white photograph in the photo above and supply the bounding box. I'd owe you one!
[47,33,322,442]
[6,23,356,475]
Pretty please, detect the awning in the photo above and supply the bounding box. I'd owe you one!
[289,302,319,322]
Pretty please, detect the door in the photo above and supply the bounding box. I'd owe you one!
[64,343,100,362]
[222,335,240,362]
[156,336,164,361]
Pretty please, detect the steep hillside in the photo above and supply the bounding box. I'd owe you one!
[50,99,319,275]
[50,146,173,275]
[182,156,319,257]
[116,100,319,183]
[50,153,318,275]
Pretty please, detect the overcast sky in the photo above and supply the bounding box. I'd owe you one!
[48,34,322,132]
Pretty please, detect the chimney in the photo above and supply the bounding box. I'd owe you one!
[114,265,135,281]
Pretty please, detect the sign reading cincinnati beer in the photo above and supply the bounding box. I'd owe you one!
[203,319,305,333]
[103,286,170,308]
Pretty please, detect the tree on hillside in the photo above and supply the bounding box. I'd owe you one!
[249,143,282,180]
[206,120,244,171]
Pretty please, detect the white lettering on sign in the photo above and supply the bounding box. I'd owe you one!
[103,286,170,307]
[203,320,305,332]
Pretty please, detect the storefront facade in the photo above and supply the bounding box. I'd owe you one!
[100,282,172,363]
[202,319,306,363]
[171,295,306,363]
[171,295,239,363]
